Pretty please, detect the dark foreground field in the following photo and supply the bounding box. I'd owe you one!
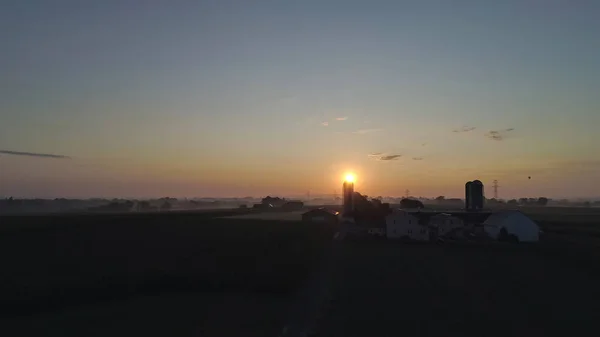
[0,211,334,334]
[315,239,600,337]
[2,210,600,336]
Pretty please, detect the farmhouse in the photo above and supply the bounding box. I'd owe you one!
[429,213,464,237]
[385,210,428,241]
[483,210,540,242]
[302,208,339,225]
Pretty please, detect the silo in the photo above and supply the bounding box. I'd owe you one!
[342,181,354,215]
[465,181,473,210]
[471,180,484,210]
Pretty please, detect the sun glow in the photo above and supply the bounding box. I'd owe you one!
[344,173,355,183]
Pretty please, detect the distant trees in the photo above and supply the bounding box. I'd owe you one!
[160,201,172,211]
[516,197,549,206]
[261,196,286,207]
[400,198,424,209]
[435,196,445,202]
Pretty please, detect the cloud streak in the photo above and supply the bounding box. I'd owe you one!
[321,122,329,126]
[368,153,402,161]
[485,128,515,141]
[0,150,71,159]
[335,117,348,121]
[453,126,476,133]
[412,157,424,161]
[353,128,383,135]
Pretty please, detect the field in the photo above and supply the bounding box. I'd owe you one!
[1,207,600,336]
[315,240,600,337]
[0,212,334,317]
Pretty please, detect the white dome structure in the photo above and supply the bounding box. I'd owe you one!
[483,211,540,242]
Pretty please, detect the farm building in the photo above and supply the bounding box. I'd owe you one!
[483,211,540,242]
[302,208,339,225]
[367,226,386,237]
[429,213,464,237]
[385,210,428,241]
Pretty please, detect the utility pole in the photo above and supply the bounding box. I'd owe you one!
[492,180,499,199]
[405,189,410,198]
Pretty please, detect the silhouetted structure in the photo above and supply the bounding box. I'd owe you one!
[465,181,473,210]
[343,181,354,215]
[466,180,485,211]
[302,208,339,226]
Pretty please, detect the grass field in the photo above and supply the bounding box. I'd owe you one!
[2,207,600,336]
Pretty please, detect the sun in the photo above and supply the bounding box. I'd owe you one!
[344,173,355,183]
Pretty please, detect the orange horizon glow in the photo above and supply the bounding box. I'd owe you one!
[344,173,356,183]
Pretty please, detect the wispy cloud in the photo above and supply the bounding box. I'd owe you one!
[353,128,383,135]
[335,117,348,121]
[412,157,424,161]
[321,121,329,126]
[421,143,427,146]
[485,128,514,141]
[453,126,476,133]
[0,150,71,159]
[380,154,402,161]
[368,153,402,161]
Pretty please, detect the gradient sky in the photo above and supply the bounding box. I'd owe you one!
[1,0,599,199]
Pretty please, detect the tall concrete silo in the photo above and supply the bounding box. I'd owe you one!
[465,181,473,210]
[342,181,354,215]
[471,180,485,211]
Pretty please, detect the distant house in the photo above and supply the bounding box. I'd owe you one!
[385,210,428,241]
[483,211,540,242]
[302,208,339,225]
[429,213,464,237]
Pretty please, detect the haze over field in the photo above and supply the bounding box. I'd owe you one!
[1,1,599,199]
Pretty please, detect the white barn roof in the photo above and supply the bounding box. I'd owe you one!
[483,211,540,242]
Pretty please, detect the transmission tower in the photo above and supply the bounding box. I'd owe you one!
[492,180,499,199]
[405,189,410,198]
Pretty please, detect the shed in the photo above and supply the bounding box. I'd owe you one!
[483,211,540,242]
[302,208,339,225]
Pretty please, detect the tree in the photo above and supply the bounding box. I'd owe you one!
[400,198,424,209]
[536,197,549,206]
[435,196,445,201]
[507,199,518,206]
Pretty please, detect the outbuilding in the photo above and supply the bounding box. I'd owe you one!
[483,211,540,242]
[385,210,428,241]
[429,213,464,237]
[302,208,339,225]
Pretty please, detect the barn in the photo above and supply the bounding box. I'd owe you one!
[429,213,464,237]
[302,208,339,225]
[483,211,540,242]
[385,210,428,241]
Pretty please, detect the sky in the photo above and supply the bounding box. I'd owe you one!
[1,0,599,199]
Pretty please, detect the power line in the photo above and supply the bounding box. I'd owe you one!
[492,180,499,199]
